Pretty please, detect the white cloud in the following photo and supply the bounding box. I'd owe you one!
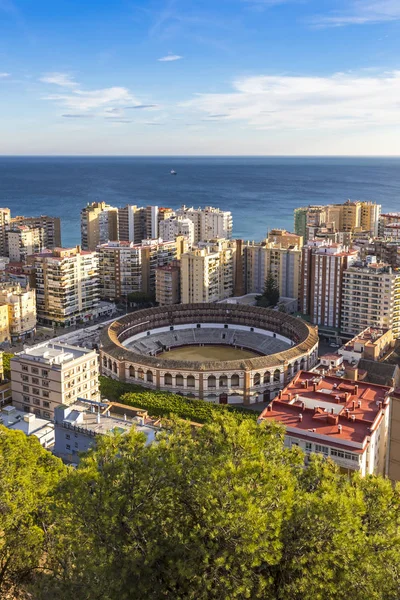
[45,86,135,112]
[0,72,10,78]
[313,1,400,26]
[40,72,77,87]
[158,54,183,62]
[183,70,400,130]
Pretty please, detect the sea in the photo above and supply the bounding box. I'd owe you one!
[0,156,399,247]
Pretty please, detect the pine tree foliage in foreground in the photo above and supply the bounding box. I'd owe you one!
[2,416,400,599]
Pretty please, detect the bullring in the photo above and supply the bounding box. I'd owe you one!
[99,303,319,405]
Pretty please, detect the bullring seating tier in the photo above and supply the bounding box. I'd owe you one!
[124,328,291,357]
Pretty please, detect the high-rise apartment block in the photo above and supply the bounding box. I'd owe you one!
[379,212,400,236]
[341,262,400,338]
[180,239,236,303]
[81,202,118,250]
[155,262,181,305]
[0,208,11,256]
[118,205,160,243]
[245,230,302,300]
[7,225,44,262]
[98,238,186,300]
[11,215,61,248]
[11,342,99,419]
[176,205,232,243]
[0,283,36,341]
[29,247,100,327]
[159,216,195,245]
[294,201,381,242]
[301,240,358,330]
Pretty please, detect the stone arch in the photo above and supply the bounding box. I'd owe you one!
[113,361,118,374]
[253,372,261,386]
[263,371,271,384]
[164,373,172,386]
[187,375,195,388]
[146,370,153,383]
[103,356,107,368]
[300,357,306,371]
[176,374,184,387]
[273,369,281,382]
[108,358,112,370]
[208,375,216,389]
[129,365,135,378]
[231,374,240,387]
[219,375,228,388]
[137,368,144,380]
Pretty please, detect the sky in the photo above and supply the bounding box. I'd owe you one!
[1,0,400,155]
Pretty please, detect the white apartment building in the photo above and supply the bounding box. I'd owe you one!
[341,262,400,338]
[259,371,392,477]
[7,225,44,262]
[176,205,232,243]
[11,342,99,419]
[0,283,36,341]
[98,238,186,300]
[29,247,100,327]
[159,216,195,246]
[118,204,159,243]
[53,399,159,463]
[180,239,236,303]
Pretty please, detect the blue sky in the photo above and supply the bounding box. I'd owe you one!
[1,0,400,154]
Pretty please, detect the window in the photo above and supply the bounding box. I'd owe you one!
[66,444,71,450]
[75,442,78,448]
[22,385,29,393]
[32,388,40,395]
[32,377,39,384]
[33,398,40,406]
[305,442,312,452]
[41,370,49,377]
[23,395,30,403]
[315,444,329,456]
[42,380,49,387]
[43,411,50,419]
[22,365,28,372]
[43,401,50,408]
[31,367,39,374]
[66,434,70,440]
[21,375,29,382]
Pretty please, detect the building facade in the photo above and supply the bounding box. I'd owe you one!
[301,240,358,330]
[11,215,61,248]
[159,216,195,246]
[7,226,44,262]
[98,238,186,300]
[259,371,392,477]
[81,201,119,250]
[155,263,181,305]
[11,342,99,419]
[176,205,232,243]
[0,283,36,341]
[29,247,100,327]
[341,262,400,338]
[180,239,236,304]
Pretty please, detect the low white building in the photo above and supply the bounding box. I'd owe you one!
[53,399,160,463]
[0,405,54,448]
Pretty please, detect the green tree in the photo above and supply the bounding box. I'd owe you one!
[0,427,65,598]
[2,352,13,380]
[256,270,280,308]
[41,416,301,600]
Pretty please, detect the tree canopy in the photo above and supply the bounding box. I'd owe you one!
[256,270,280,308]
[3,414,400,599]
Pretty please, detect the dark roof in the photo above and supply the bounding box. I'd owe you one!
[358,359,399,387]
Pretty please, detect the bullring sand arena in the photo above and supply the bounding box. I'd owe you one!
[100,303,319,405]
